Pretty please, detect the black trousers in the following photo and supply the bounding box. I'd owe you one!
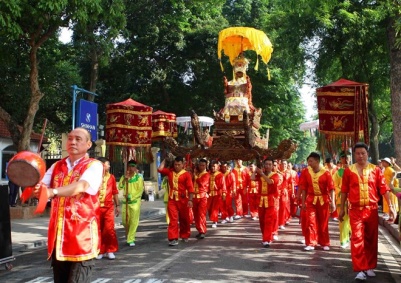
[51,253,94,283]
[8,181,18,206]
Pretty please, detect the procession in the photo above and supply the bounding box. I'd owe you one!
[2,1,401,283]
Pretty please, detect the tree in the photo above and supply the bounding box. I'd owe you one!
[0,0,102,151]
[386,1,401,162]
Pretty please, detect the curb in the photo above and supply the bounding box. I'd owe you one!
[12,203,166,253]
[379,215,399,243]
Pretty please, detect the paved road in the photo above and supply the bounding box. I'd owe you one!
[1,208,401,283]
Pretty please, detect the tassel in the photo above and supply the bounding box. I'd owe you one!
[254,57,259,71]
[267,68,271,80]
[220,60,224,72]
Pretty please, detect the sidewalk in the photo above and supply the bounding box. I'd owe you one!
[10,199,166,254]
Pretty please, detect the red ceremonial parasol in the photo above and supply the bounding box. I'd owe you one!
[316,78,369,154]
[151,110,177,140]
[105,98,153,163]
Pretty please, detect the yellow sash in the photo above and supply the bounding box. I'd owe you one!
[307,167,326,205]
[171,170,186,200]
[234,166,244,188]
[209,171,220,196]
[349,164,374,207]
[99,173,110,207]
[259,172,274,208]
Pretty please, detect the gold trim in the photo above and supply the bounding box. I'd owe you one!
[317,91,355,96]
[107,124,152,130]
[318,110,354,115]
[107,109,152,115]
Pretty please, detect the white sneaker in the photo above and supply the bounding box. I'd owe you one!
[252,217,258,220]
[129,242,135,247]
[273,235,278,241]
[244,214,251,218]
[221,219,228,224]
[341,243,349,249]
[332,217,339,222]
[365,269,376,277]
[229,217,234,222]
[323,246,330,251]
[383,214,390,220]
[234,215,242,220]
[107,253,116,260]
[212,222,217,228]
[96,254,103,260]
[355,271,367,281]
[300,239,306,245]
[304,246,315,251]
[279,225,286,230]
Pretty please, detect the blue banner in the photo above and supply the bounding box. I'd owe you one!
[76,99,98,141]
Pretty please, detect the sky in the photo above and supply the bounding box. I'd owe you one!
[300,84,317,121]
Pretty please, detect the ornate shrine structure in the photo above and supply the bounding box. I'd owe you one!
[163,27,296,162]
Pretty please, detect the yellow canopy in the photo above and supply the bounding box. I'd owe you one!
[217,27,273,69]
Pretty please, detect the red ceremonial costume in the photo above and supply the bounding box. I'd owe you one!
[98,172,119,254]
[257,172,279,242]
[278,170,291,227]
[273,173,283,236]
[208,171,226,223]
[299,166,334,248]
[289,169,299,217]
[248,172,259,218]
[193,171,210,234]
[48,157,100,261]
[221,170,236,220]
[341,164,389,272]
[158,168,194,240]
[233,165,250,216]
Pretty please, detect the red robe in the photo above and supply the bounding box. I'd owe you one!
[248,172,259,218]
[193,171,210,234]
[341,163,389,272]
[98,173,119,254]
[208,171,226,222]
[221,171,236,219]
[233,166,250,216]
[278,170,291,226]
[299,166,334,247]
[48,157,101,261]
[158,168,194,240]
[256,172,279,242]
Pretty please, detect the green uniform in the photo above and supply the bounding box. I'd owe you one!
[118,174,144,244]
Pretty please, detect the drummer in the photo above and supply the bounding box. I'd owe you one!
[34,127,103,283]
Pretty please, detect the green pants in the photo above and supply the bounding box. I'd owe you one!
[122,201,141,244]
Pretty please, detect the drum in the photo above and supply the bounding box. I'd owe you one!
[7,151,46,187]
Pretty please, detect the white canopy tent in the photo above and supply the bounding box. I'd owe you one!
[176,116,214,132]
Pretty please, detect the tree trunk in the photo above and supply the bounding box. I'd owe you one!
[368,105,380,164]
[19,45,44,151]
[387,17,401,163]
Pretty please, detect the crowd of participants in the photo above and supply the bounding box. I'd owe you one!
[154,142,401,281]
[32,128,401,283]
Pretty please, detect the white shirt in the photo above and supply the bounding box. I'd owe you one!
[42,157,103,195]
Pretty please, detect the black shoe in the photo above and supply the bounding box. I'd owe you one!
[199,233,205,239]
[262,241,270,248]
[195,233,201,238]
